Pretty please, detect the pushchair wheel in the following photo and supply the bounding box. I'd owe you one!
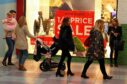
[40,60,51,71]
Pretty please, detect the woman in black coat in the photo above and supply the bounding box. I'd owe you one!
[108,18,122,67]
[56,17,75,77]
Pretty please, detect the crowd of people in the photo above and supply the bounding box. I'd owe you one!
[1,10,123,80]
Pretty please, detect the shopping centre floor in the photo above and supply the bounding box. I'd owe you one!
[0,60,127,84]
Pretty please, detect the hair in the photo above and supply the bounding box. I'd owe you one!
[111,18,119,26]
[18,16,27,27]
[7,12,12,16]
[94,19,104,32]
[9,10,16,13]
[61,17,70,26]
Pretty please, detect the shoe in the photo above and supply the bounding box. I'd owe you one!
[18,65,27,71]
[67,71,74,76]
[2,61,7,66]
[8,62,14,65]
[103,76,112,80]
[19,68,27,71]
[81,74,89,79]
[115,64,118,67]
[56,71,64,77]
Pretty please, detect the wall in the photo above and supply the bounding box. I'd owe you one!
[0,0,16,59]
[117,0,127,65]
[117,0,127,24]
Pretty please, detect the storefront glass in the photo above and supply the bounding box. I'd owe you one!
[26,0,117,58]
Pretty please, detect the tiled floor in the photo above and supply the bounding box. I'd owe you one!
[0,60,127,84]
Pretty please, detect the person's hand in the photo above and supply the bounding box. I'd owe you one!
[114,33,118,37]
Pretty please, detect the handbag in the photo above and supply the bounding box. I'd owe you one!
[84,36,91,47]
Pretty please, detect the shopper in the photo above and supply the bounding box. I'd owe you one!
[15,16,36,71]
[108,18,122,67]
[2,12,17,66]
[56,17,75,77]
[81,19,112,80]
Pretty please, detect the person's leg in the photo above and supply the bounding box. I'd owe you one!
[19,50,28,71]
[21,50,28,65]
[8,39,15,65]
[18,50,23,65]
[110,46,113,66]
[81,58,93,78]
[98,58,112,79]
[98,58,108,76]
[66,50,74,76]
[56,49,66,77]
[114,49,119,67]
[2,37,13,66]
[18,50,23,70]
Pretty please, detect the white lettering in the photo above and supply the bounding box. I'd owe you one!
[84,26,92,35]
[76,25,83,35]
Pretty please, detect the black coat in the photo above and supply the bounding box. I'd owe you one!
[108,26,122,46]
[59,25,74,51]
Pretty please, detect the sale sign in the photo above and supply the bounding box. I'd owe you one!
[31,10,94,46]
[55,10,94,43]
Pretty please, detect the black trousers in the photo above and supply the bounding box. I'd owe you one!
[57,49,72,72]
[110,46,119,65]
[81,58,108,77]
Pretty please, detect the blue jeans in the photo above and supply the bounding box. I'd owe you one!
[3,37,15,63]
[18,50,28,65]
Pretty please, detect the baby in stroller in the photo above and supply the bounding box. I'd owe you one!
[33,37,65,71]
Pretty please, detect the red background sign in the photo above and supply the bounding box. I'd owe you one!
[55,10,94,43]
[31,10,94,46]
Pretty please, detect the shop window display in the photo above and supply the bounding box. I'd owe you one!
[25,0,117,58]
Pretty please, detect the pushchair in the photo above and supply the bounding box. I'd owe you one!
[33,37,65,72]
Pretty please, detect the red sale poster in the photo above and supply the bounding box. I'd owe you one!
[31,10,94,46]
[55,10,94,43]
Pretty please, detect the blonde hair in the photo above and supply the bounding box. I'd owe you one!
[18,16,27,27]
[94,19,104,32]
[7,12,12,17]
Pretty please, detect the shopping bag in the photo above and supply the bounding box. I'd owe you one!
[73,36,85,52]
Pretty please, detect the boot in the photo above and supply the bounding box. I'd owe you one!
[2,61,7,66]
[103,75,112,80]
[56,69,64,77]
[67,71,74,76]
[19,64,26,71]
[81,74,89,79]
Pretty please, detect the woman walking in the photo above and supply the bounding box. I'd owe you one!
[15,16,36,71]
[56,17,75,77]
[81,19,112,80]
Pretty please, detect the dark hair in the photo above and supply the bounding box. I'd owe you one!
[112,18,119,26]
[62,17,70,26]
[9,10,16,13]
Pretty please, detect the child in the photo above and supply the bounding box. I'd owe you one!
[2,12,17,39]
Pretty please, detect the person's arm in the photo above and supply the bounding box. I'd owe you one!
[119,26,122,37]
[24,25,36,39]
